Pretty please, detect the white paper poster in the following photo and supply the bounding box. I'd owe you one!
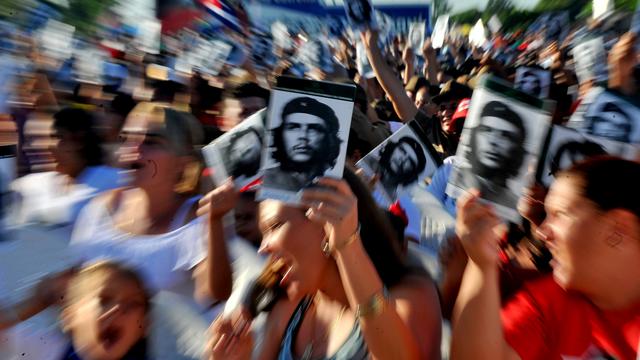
[488,15,502,34]
[431,15,449,49]
[469,19,487,48]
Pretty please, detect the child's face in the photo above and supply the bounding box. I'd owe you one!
[65,273,147,360]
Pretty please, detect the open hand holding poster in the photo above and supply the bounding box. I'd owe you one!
[356,121,441,207]
[258,77,356,205]
[202,109,267,188]
[446,76,552,221]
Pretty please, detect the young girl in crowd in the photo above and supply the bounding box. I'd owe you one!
[205,168,442,360]
[59,261,150,360]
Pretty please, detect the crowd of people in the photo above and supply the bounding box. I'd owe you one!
[0,2,639,360]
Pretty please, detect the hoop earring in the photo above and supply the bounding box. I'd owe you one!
[321,236,331,258]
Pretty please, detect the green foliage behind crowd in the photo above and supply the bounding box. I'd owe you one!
[446,0,638,33]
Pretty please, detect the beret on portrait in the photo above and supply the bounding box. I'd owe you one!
[281,97,339,130]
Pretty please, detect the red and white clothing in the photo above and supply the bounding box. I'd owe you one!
[501,276,640,360]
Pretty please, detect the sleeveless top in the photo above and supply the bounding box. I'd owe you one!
[278,297,368,360]
[70,192,206,294]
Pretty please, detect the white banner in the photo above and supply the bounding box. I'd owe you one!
[469,19,487,48]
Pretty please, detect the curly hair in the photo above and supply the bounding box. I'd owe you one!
[548,139,607,177]
[270,97,342,174]
[225,126,264,178]
[378,136,427,186]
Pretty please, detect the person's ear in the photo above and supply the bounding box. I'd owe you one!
[174,157,202,194]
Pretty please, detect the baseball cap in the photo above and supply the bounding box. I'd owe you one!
[452,98,471,122]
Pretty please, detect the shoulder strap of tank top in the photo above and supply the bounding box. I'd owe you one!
[169,195,203,231]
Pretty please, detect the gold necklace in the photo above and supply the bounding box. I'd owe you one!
[301,297,347,360]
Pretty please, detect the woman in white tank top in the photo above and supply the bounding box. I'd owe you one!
[69,102,232,309]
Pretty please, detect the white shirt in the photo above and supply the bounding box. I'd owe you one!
[9,166,123,228]
[70,195,206,296]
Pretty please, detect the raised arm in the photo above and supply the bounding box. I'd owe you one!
[302,177,440,359]
[195,179,236,303]
[362,29,419,122]
[450,191,520,360]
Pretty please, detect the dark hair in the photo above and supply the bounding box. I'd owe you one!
[549,140,607,177]
[470,101,527,179]
[343,167,409,286]
[378,137,427,186]
[53,108,104,166]
[561,156,640,218]
[223,82,270,102]
[585,102,633,143]
[271,97,341,172]
[226,127,263,178]
[347,0,372,24]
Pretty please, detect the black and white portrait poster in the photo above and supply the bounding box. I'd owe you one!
[514,67,551,99]
[343,0,377,31]
[538,125,639,188]
[356,122,441,207]
[258,77,356,205]
[566,87,640,144]
[572,37,608,85]
[202,109,267,188]
[355,40,375,79]
[446,76,552,221]
[408,21,426,53]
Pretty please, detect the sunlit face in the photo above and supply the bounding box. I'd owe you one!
[118,110,183,190]
[415,87,430,112]
[65,273,147,360]
[439,101,458,135]
[258,200,327,300]
[229,131,261,166]
[474,116,521,170]
[537,177,607,292]
[282,113,327,163]
[389,142,419,177]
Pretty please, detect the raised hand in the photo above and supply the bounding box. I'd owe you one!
[205,309,253,360]
[455,190,506,270]
[197,178,238,221]
[301,177,359,255]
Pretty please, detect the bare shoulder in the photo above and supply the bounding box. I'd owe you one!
[255,297,300,359]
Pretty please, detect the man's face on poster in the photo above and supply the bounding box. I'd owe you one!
[229,130,261,168]
[282,113,327,163]
[516,72,541,97]
[587,102,632,142]
[349,0,366,22]
[389,142,419,178]
[474,116,521,170]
